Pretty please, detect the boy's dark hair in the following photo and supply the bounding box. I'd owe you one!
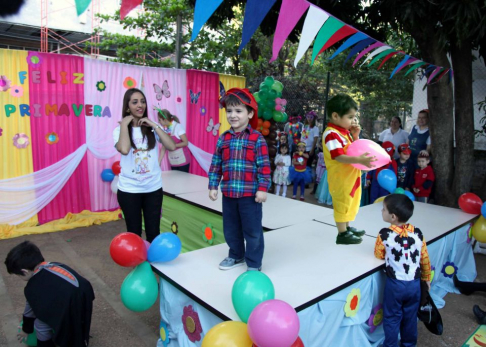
[223,93,254,115]
[4,241,44,275]
[327,94,358,117]
[384,194,414,223]
[278,143,289,154]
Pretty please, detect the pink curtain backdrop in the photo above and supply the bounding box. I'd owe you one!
[28,52,91,224]
[185,70,220,177]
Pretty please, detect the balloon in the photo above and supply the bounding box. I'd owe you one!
[259,91,268,101]
[248,299,299,347]
[269,89,277,99]
[266,99,275,109]
[273,111,284,123]
[374,196,387,204]
[112,161,121,175]
[482,202,486,219]
[202,321,252,347]
[275,104,282,111]
[111,176,119,194]
[377,169,397,194]
[257,119,263,128]
[262,110,273,121]
[262,128,270,136]
[272,81,284,93]
[472,216,486,243]
[275,97,282,104]
[264,76,275,87]
[101,168,115,182]
[346,139,391,171]
[120,261,158,312]
[291,336,305,347]
[253,92,261,103]
[19,321,37,346]
[404,190,415,201]
[281,99,287,106]
[110,232,147,267]
[263,121,271,129]
[394,188,405,195]
[259,84,269,93]
[277,91,282,98]
[458,193,483,214]
[147,232,182,263]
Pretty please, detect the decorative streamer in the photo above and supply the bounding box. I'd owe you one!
[239,0,277,54]
[191,0,225,41]
[120,0,143,20]
[75,0,92,16]
[294,5,329,67]
[329,32,368,60]
[315,25,357,58]
[270,0,310,62]
[343,38,376,65]
[311,16,344,64]
[377,51,403,70]
[352,42,384,66]
[404,61,427,76]
[367,49,396,67]
[389,55,414,79]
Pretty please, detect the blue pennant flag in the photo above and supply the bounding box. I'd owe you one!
[191,0,225,41]
[343,38,375,65]
[238,0,277,54]
[329,32,368,60]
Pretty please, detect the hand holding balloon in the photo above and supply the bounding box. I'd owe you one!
[357,152,377,169]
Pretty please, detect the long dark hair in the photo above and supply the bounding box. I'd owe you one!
[390,116,403,129]
[122,88,156,150]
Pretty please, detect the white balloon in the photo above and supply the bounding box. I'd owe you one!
[111,176,119,194]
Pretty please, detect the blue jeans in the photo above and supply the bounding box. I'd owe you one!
[383,278,420,347]
[416,197,428,203]
[222,195,264,268]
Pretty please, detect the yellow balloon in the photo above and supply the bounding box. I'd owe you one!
[374,196,387,204]
[472,216,486,243]
[202,321,253,347]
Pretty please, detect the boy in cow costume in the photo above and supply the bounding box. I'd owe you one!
[374,194,431,347]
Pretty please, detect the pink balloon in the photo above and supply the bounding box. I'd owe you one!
[281,99,287,106]
[275,105,282,111]
[346,139,391,171]
[143,240,151,252]
[248,299,299,347]
[275,97,282,104]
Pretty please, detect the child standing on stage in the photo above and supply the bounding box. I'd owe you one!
[273,143,291,197]
[374,194,431,347]
[289,142,312,201]
[412,153,435,203]
[208,88,271,272]
[322,94,376,244]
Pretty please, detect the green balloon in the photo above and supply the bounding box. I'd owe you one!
[19,322,37,346]
[259,90,268,100]
[253,92,260,103]
[394,188,405,195]
[266,99,275,109]
[121,261,158,312]
[277,91,282,98]
[259,83,269,93]
[272,81,284,93]
[262,109,273,120]
[269,89,277,99]
[264,76,275,87]
[232,271,275,323]
[273,111,284,122]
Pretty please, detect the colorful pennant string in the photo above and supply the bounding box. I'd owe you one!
[294,5,329,67]
[191,0,225,42]
[120,0,143,20]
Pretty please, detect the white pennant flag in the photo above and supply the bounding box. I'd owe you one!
[360,46,393,67]
[294,5,329,67]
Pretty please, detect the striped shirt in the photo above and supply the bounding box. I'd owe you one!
[208,125,271,198]
[323,123,351,159]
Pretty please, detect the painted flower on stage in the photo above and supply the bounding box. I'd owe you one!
[182,305,202,342]
[13,133,30,149]
[10,85,24,98]
[171,222,179,235]
[159,321,170,347]
[441,261,458,278]
[26,52,43,67]
[123,76,137,89]
[0,75,11,92]
[176,96,182,103]
[368,304,383,333]
[430,265,436,282]
[45,132,59,144]
[96,81,106,92]
[467,224,473,244]
[200,106,207,116]
[201,223,215,245]
[344,288,361,317]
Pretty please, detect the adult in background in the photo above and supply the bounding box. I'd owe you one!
[378,116,409,159]
[113,88,175,242]
[407,109,432,163]
[301,111,320,167]
[284,113,304,156]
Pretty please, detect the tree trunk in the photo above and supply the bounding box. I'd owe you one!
[450,40,475,201]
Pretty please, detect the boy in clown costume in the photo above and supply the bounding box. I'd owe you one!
[322,94,376,244]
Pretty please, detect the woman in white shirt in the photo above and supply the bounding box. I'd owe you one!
[113,88,175,242]
[378,116,409,159]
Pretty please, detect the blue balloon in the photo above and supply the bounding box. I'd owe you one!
[482,202,486,219]
[377,169,397,194]
[404,190,416,201]
[148,233,181,263]
[101,168,115,182]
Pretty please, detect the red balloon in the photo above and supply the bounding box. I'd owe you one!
[112,161,121,175]
[110,232,147,267]
[254,337,304,347]
[263,121,271,129]
[262,128,270,136]
[458,193,483,214]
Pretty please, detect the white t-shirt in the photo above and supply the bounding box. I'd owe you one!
[301,125,319,151]
[165,121,186,140]
[113,126,162,193]
[379,128,410,158]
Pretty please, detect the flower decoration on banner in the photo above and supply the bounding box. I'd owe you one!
[26,52,43,67]
[0,127,3,136]
[96,81,107,92]
[123,77,137,89]
[10,85,23,98]
[13,133,30,149]
[368,303,383,333]
[200,106,207,116]
[181,305,202,343]
[441,261,458,278]
[159,321,170,347]
[176,96,182,103]
[0,75,11,92]
[344,288,361,317]
[45,132,59,145]
[171,222,179,235]
[467,224,473,244]
[201,223,215,245]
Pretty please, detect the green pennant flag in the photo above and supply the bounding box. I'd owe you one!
[311,17,344,64]
[75,0,91,16]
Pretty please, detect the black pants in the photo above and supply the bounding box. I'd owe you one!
[117,188,163,242]
[171,164,190,173]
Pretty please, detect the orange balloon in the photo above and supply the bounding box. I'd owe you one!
[257,119,263,127]
[262,128,270,136]
[263,121,271,129]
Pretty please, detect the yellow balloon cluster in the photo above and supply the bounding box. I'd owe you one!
[201,321,253,347]
[472,216,486,243]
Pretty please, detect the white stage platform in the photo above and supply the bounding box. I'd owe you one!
[161,171,210,196]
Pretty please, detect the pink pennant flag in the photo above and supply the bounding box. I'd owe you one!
[427,66,443,84]
[294,5,329,67]
[271,0,310,62]
[352,42,384,66]
[120,0,143,20]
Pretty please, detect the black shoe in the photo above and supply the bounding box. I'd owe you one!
[347,226,366,237]
[454,275,474,295]
[473,305,486,324]
[336,230,362,245]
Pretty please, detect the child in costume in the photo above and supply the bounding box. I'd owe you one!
[289,142,313,201]
[322,94,376,244]
[5,241,95,347]
[208,88,271,271]
[273,143,291,197]
[395,143,414,190]
[284,113,304,156]
[366,141,397,203]
[277,132,288,152]
[412,153,435,203]
[374,194,431,347]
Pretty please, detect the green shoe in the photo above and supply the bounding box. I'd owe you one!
[347,226,366,237]
[336,230,363,245]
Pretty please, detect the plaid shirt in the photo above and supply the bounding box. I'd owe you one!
[209,125,271,198]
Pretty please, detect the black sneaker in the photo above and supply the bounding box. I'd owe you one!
[336,230,362,245]
[473,305,486,324]
[347,226,366,237]
[219,257,245,270]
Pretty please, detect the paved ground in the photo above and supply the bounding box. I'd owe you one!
[0,188,482,346]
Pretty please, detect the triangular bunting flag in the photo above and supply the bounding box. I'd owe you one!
[316,25,357,57]
[329,32,368,60]
[377,51,402,70]
[294,5,329,67]
[352,42,384,66]
[271,0,310,62]
[427,66,443,84]
[389,56,416,79]
[191,0,225,41]
[359,45,392,67]
[404,61,427,76]
[239,0,277,54]
[311,16,344,64]
[367,48,395,67]
[343,38,375,65]
[435,68,450,83]
[120,0,142,20]
[75,0,92,16]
